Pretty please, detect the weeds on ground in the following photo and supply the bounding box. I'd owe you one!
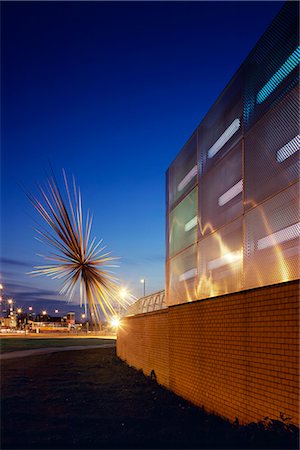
[232,412,299,449]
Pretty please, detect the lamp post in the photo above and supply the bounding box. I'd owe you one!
[140,279,146,297]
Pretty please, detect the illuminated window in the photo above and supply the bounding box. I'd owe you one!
[208,118,240,158]
[256,47,300,104]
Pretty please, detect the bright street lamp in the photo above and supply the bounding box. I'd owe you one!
[42,310,47,315]
[140,279,146,297]
[110,316,120,328]
[119,288,128,300]
[17,308,22,314]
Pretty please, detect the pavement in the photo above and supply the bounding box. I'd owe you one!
[0,343,116,360]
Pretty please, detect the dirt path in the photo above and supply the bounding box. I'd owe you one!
[0,343,116,360]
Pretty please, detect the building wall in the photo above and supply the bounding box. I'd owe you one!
[117,280,299,425]
[117,309,169,387]
[166,2,299,306]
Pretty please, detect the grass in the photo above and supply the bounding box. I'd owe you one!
[0,337,114,353]
[1,346,298,449]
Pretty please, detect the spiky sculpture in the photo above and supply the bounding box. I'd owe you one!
[28,170,122,323]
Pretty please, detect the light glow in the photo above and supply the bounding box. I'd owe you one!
[29,306,33,311]
[208,118,240,159]
[17,308,22,314]
[177,165,197,192]
[184,216,197,232]
[42,310,47,315]
[276,135,300,162]
[8,299,13,304]
[179,268,197,282]
[257,223,300,250]
[218,180,243,206]
[110,316,120,328]
[256,47,300,104]
[119,288,128,299]
[207,250,242,271]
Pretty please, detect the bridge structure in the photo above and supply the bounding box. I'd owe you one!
[123,290,166,317]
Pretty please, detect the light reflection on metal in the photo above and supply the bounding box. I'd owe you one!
[179,268,197,282]
[218,180,243,206]
[166,5,299,307]
[244,192,297,285]
[256,46,300,104]
[184,216,197,232]
[28,170,121,323]
[276,135,300,162]
[208,118,240,159]
[257,222,300,250]
[207,250,242,271]
[177,165,197,192]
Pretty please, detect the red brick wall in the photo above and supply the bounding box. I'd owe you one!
[117,280,299,425]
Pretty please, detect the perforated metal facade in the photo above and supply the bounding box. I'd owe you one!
[166,2,299,306]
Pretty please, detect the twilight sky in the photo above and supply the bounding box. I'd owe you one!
[1,1,283,315]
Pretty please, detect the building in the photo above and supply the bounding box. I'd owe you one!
[166,2,299,305]
[117,2,299,427]
[28,312,76,333]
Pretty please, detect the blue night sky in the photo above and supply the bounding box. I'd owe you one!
[1,1,283,316]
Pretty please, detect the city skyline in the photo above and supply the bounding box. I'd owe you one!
[1,1,283,313]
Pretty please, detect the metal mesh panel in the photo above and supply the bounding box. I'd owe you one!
[198,71,243,178]
[168,132,197,208]
[165,3,299,309]
[168,244,198,306]
[169,187,197,257]
[200,142,242,238]
[244,182,300,290]
[197,218,243,300]
[245,85,299,210]
[244,2,299,131]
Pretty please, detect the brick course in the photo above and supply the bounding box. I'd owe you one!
[117,280,299,425]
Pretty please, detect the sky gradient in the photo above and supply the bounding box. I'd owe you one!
[1,1,284,316]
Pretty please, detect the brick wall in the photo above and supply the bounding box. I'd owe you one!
[117,280,299,425]
[117,309,169,387]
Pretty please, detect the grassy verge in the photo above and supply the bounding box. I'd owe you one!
[0,337,114,353]
[1,347,298,449]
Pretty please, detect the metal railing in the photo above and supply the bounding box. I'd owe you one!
[123,290,166,317]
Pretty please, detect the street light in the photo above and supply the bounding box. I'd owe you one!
[7,298,13,313]
[54,309,59,313]
[42,310,47,315]
[110,316,120,328]
[17,308,22,314]
[140,279,146,297]
[28,306,33,311]
[119,288,128,300]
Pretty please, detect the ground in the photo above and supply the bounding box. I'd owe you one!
[0,336,114,353]
[1,341,298,449]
